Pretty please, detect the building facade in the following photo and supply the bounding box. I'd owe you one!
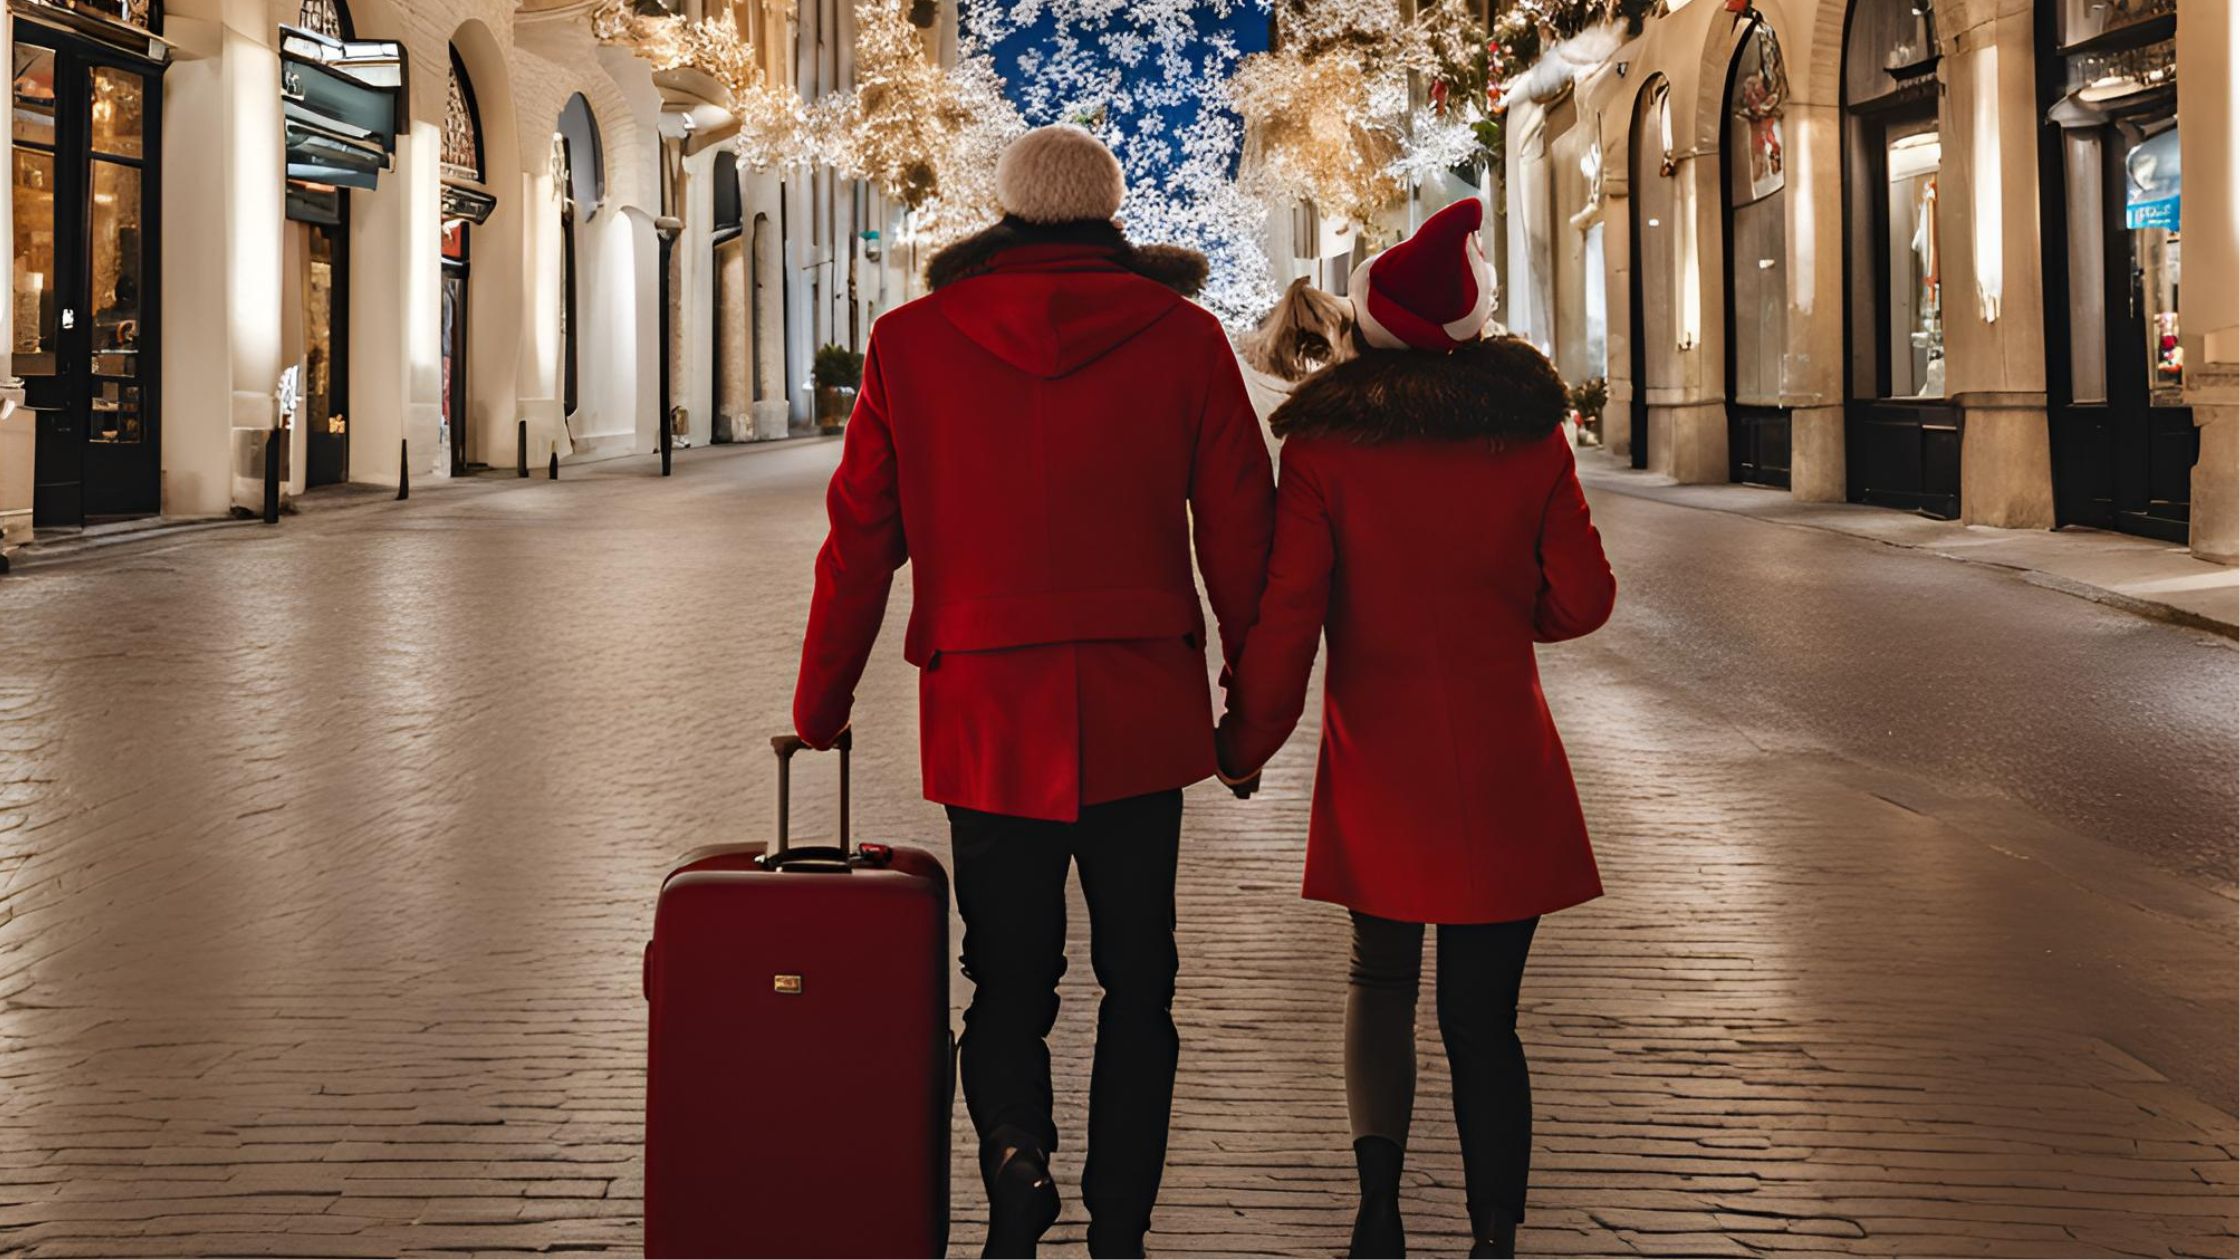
[1504,0,2235,564]
[0,0,932,543]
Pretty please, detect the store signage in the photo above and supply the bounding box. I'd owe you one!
[2123,129,2181,231]
[279,25,406,193]
[2126,195,2178,231]
[440,184,499,226]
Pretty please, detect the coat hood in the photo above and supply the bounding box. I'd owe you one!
[926,219,1210,379]
[1269,335,1569,445]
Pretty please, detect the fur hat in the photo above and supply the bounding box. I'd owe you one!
[1349,198,1499,352]
[995,125,1126,225]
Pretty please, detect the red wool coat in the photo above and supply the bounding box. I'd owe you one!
[1219,337,1615,925]
[794,223,1275,822]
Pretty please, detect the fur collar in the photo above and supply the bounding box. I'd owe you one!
[1269,336,1570,445]
[926,217,1209,297]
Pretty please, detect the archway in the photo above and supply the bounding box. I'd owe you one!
[437,19,521,478]
[1628,74,1676,471]
[1720,14,1793,488]
[437,47,487,474]
[1840,0,1958,516]
[280,0,375,489]
[556,92,605,423]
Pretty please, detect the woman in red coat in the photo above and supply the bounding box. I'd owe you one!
[1218,199,1615,1260]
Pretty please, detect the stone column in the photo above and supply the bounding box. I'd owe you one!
[160,0,286,517]
[2178,0,2237,564]
[1655,144,1728,484]
[347,120,442,487]
[1939,0,2055,528]
[1783,98,1846,502]
[1602,187,1636,464]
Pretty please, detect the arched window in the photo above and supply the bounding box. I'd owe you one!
[557,93,604,213]
[441,49,482,185]
[1722,17,1791,487]
[554,94,601,419]
[296,0,351,39]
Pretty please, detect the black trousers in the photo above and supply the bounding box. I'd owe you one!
[947,790,1184,1233]
[1348,911,1540,1221]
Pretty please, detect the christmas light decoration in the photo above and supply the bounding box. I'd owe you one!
[1230,0,1491,228]
[823,0,1028,242]
[962,0,1278,326]
[591,0,811,169]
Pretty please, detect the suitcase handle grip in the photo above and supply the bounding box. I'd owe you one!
[772,729,851,858]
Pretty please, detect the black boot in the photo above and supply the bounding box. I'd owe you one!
[981,1134,1061,1259]
[1347,1136,1405,1258]
[1467,1203,1518,1259]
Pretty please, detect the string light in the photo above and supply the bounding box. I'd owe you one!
[823,0,1027,240]
[591,0,812,170]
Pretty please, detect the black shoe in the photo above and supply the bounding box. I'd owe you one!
[1347,1136,1406,1258]
[1466,1203,1518,1259]
[981,1140,1061,1259]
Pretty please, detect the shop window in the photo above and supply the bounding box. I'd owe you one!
[442,50,483,186]
[1882,127,1942,397]
[2056,0,2173,50]
[2126,125,2181,400]
[88,161,142,382]
[12,47,60,377]
[1725,20,1788,406]
[88,66,142,159]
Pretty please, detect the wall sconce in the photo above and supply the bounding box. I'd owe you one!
[1616,60,1631,77]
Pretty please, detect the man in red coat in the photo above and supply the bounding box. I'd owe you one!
[792,124,1275,1258]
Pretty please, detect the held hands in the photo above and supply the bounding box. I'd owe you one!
[1217,767,1263,800]
[1213,724,1263,800]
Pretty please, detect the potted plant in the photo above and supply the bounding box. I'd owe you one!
[813,344,864,432]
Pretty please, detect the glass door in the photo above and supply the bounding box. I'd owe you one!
[2038,2,2192,540]
[10,27,160,526]
[1722,18,1792,489]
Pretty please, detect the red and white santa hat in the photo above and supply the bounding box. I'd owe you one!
[1348,198,1499,352]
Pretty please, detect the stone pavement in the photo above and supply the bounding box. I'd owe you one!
[1576,451,2240,638]
[0,439,2233,1257]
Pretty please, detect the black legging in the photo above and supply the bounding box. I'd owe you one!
[1346,910,1539,1220]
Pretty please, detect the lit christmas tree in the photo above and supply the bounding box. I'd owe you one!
[960,0,1278,326]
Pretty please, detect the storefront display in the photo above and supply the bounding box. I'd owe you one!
[1840,0,1960,517]
[11,13,164,525]
[2038,0,2193,540]
[1722,18,1790,488]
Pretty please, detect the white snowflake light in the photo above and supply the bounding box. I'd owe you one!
[962,0,1278,326]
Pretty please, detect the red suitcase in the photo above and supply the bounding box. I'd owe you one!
[644,732,952,1258]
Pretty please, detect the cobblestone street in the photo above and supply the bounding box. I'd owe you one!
[1,439,2235,1258]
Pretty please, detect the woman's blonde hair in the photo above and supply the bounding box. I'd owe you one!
[1240,277,1358,382]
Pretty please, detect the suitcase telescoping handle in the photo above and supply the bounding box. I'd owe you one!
[767,729,851,870]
